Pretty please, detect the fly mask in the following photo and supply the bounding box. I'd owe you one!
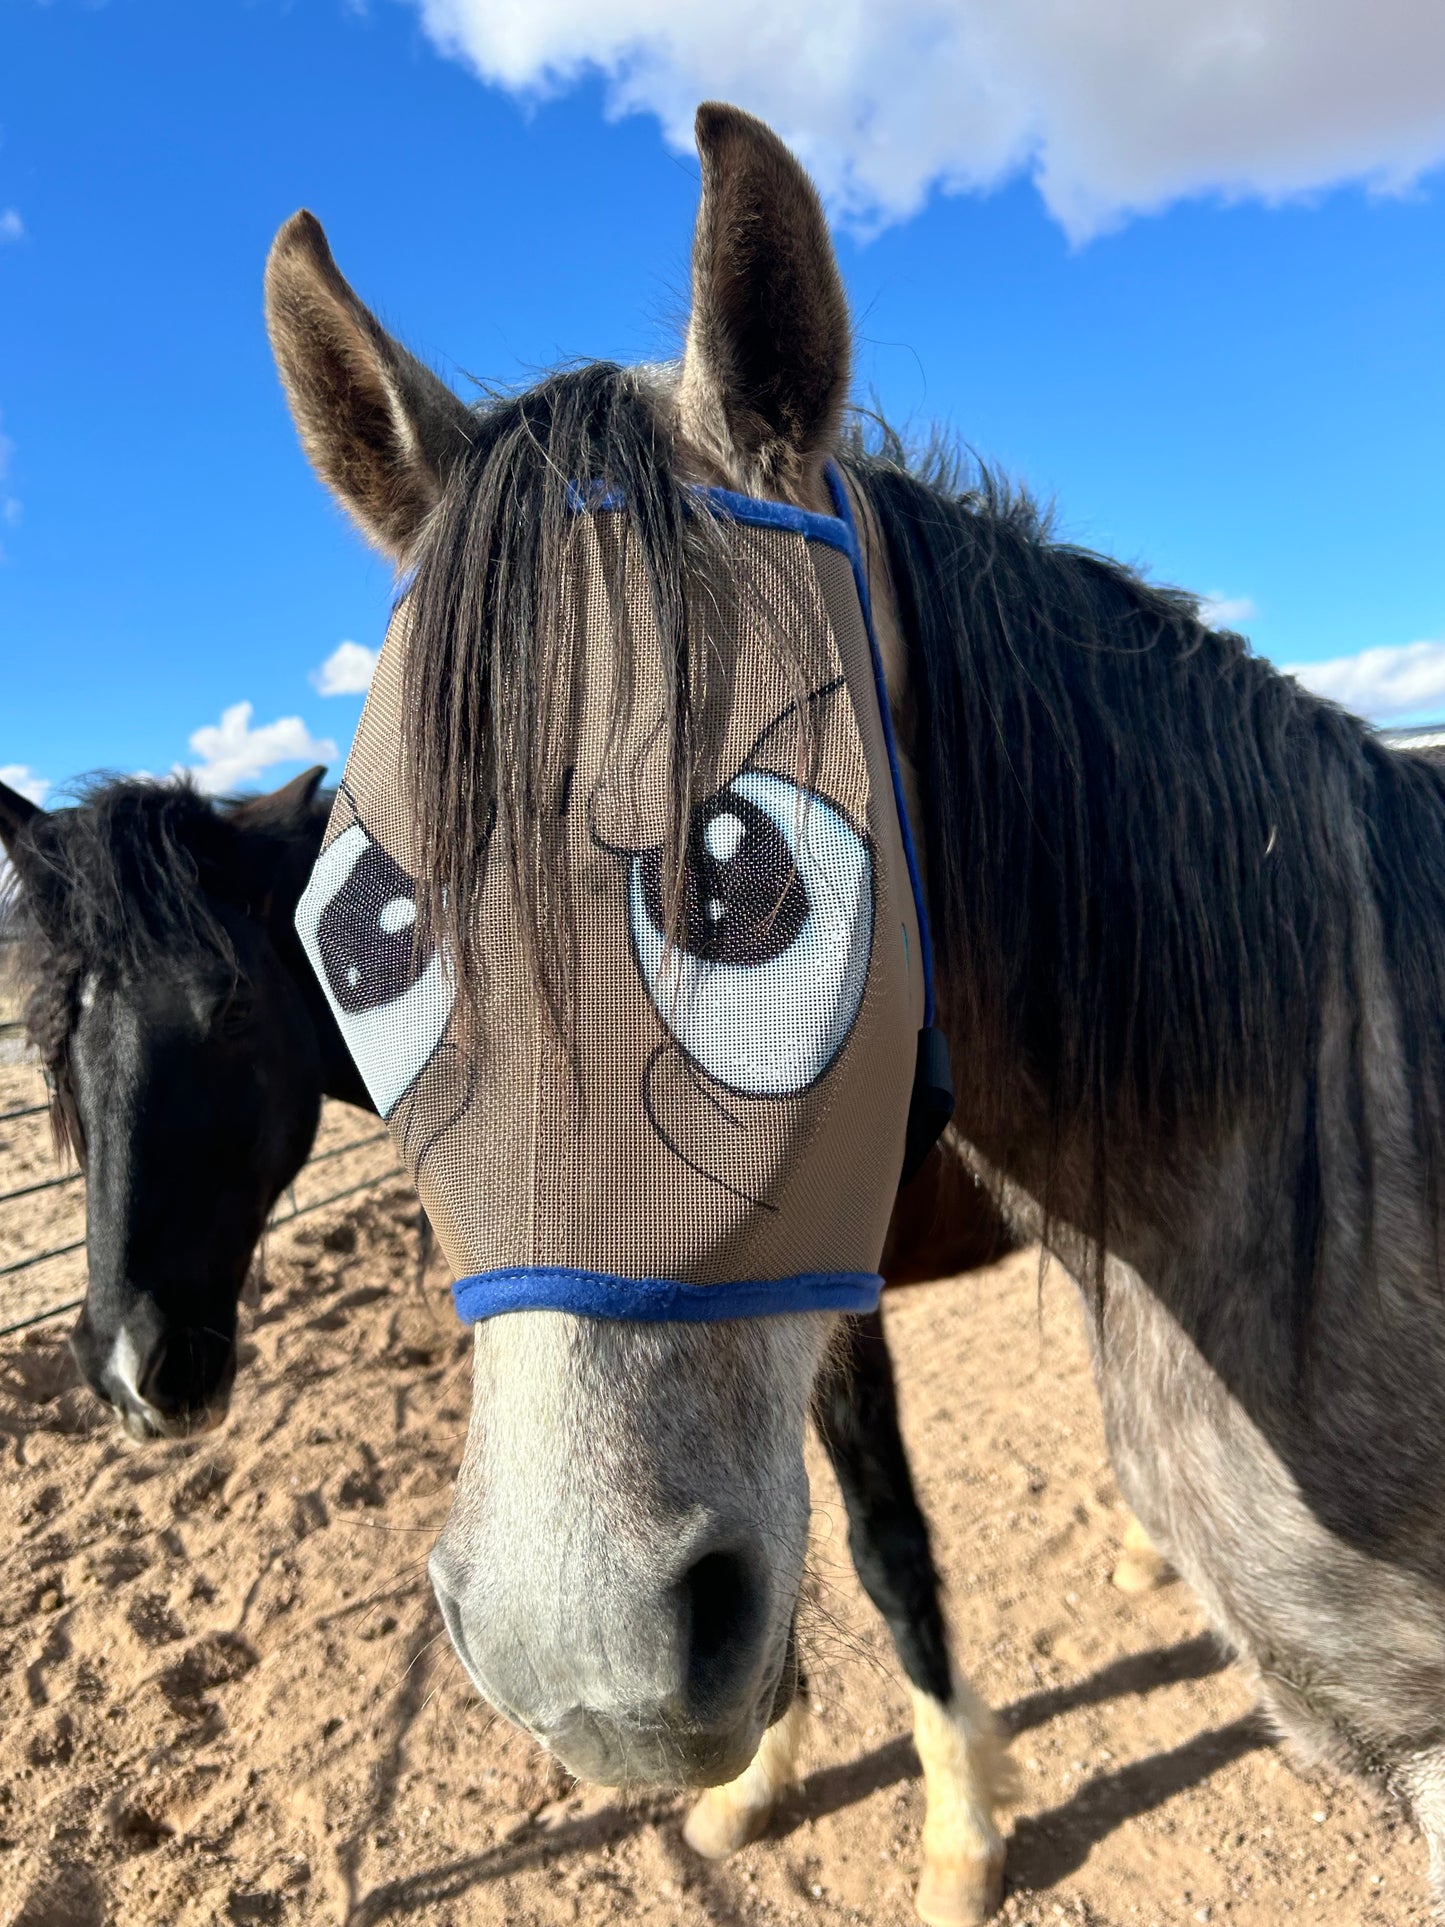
[294,467,950,1323]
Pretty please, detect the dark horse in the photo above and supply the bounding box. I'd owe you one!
[0,764,1010,1922]
[0,767,368,1433]
[265,100,1445,1921]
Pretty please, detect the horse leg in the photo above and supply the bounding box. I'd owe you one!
[1395,1749,1445,1911]
[414,1205,434,1292]
[816,1310,1010,1926]
[1111,1509,1174,1593]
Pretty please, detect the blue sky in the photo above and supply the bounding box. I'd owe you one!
[3,0,1444,803]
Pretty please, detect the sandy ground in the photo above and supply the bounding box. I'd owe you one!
[0,1177,1427,1926]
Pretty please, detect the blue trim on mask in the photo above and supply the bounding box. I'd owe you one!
[452,1266,883,1324]
[689,483,861,558]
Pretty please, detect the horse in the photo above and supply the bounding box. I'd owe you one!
[0,767,370,1434]
[0,763,1012,1920]
[266,99,1445,1919]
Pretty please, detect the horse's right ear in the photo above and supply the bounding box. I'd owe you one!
[265,211,476,560]
[0,777,40,866]
[229,764,328,835]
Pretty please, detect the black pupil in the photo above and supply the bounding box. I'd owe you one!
[640,793,808,966]
[317,840,428,1014]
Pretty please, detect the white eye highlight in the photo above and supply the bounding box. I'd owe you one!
[295,823,455,1118]
[628,770,872,1097]
[703,811,747,863]
[379,896,417,935]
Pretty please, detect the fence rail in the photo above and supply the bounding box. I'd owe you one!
[0,1036,404,1337]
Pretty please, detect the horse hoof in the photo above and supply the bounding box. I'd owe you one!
[1111,1550,1173,1593]
[915,1844,1005,1925]
[682,1785,772,1860]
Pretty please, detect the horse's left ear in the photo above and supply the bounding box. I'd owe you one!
[265,211,476,559]
[678,103,851,499]
[230,765,328,835]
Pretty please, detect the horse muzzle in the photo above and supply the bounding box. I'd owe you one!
[70,1303,236,1441]
[428,1524,787,1788]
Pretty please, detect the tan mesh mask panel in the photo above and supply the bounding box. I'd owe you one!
[295,487,929,1322]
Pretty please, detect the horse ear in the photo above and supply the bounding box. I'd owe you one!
[265,211,475,559]
[229,764,328,834]
[0,777,41,867]
[677,103,851,498]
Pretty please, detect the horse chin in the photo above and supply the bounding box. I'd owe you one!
[117,1397,230,1444]
[542,1705,766,1791]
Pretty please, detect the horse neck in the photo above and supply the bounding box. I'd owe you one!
[856,463,1426,1278]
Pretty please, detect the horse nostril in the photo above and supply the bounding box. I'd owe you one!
[679,1547,766,1718]
[137,1328,234,1418]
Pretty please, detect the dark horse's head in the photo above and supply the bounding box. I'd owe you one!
[0,768,356,1438]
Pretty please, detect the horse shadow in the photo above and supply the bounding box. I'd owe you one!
[343,1632,1264,1921]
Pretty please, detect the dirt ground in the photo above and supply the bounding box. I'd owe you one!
[0,1172,1426,1925]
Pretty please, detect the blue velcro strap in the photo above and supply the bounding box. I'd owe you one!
[452,1267,883,1324]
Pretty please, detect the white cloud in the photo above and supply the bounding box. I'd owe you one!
[1200,593,1258,631]
[0,211,22,245]
[410,0,1445,239]
[1290,639,1445,722]
[312,640,378,697]
[0,765,50,806]
[181,702,337,796]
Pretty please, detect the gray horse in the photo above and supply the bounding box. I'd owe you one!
[266,101,1445,1921]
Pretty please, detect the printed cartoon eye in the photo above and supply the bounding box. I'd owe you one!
[629,771,872,1096]
[294,823,455,1117]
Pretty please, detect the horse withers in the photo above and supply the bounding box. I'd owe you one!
[0,769,370,1436]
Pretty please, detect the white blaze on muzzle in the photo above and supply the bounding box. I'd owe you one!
[295,465,950,1325]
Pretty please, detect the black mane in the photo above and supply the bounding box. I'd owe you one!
[402,362,812,1036]
[1,775,325,1073]
[852,443,1445,1263]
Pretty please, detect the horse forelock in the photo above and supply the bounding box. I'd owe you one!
[399,360,820,1043]
[852,441,1445,1284]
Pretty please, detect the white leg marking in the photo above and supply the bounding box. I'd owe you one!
[912,1674,1013,1926]
[1111,1511,1174,1594]
[683,1697,808,1859]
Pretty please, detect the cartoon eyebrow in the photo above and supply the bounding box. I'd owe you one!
[587,674,849,863]
[740,674,846,774]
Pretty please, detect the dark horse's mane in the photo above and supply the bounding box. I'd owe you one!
[1,777,325,1149]
[392,360,1445,1275]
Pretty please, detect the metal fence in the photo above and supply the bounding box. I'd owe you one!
[0,1014,404,1337]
